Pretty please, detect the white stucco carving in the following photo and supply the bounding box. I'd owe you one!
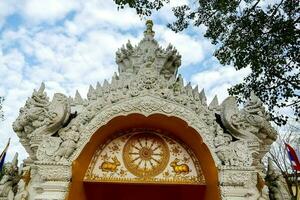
[7,20,280,200]
[12,83,71,160]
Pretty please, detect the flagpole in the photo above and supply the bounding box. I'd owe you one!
[0,138,10,160]
[0,138,10,171]
[284,141,300,198]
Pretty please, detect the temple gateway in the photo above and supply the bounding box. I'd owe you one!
[1,20,287,200]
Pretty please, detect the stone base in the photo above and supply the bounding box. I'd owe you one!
[33,181,68,200]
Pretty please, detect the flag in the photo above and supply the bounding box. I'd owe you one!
[285,143,300,171]
[0,138,10,171]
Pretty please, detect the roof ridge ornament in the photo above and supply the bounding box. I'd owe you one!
[116,20,181,79]
[144,19,155,39]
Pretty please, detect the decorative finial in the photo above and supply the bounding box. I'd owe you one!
[144,20,155,38]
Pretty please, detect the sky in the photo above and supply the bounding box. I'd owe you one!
[0,0,251,163]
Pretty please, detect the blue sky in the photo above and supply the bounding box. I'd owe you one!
[0,0,250,162]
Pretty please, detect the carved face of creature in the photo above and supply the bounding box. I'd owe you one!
[3,163,15,175]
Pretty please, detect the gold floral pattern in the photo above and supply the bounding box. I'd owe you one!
[84,128,205,185]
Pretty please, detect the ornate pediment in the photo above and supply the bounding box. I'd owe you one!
[84,129,205,185]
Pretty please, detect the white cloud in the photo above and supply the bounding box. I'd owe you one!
[155,25,213,67]
[0,1,19,25]
[63,0,144,36]
[191,60,251,103]
[22,0,80,24]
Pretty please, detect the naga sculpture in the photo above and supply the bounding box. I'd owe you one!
[13,83,71,159]
[219,92,278,166]
[220,91,277,144]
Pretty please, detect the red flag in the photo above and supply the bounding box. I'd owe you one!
[285,143,300,171]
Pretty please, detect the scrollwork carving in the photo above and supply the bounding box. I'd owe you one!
[37,165,71,182]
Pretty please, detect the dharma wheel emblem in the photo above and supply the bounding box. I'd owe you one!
[123,131,170,178]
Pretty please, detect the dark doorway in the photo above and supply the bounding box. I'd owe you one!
[84,182,206,200]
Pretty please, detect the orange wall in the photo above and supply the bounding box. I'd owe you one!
[67,113,221,200]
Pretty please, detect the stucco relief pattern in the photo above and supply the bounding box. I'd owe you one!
[71,95,218,163]
[84,129,205,185]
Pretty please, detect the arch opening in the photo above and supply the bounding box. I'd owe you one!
[67,113,221,200]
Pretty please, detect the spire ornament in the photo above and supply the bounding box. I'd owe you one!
[116,20,181,79]
[144,19,155,39]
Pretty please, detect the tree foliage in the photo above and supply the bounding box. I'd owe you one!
[114,0,300,125]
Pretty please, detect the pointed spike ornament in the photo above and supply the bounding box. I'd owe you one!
[199,89,207,106]
[177,74,184,88]
[38,82,46,94]
[103,79,109,87]
[112,72,119,81]
[96,82,101,90]
[102,79,110,93]
[193,85,199,94]
[193,86,200,101]
[87,85,96,100]
[185,82,192,89]
[185,82,193,96]
[111,72,119,89]
[96,82,103,97]
[12,152,18,168]
[74,90,84,104]
[126,40,133,50]
[209,95,219,110]
[88,85,95,94]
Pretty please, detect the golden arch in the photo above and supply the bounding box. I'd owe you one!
[67,113,221,200]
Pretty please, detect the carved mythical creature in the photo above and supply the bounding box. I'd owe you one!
[220,92,277,144]
[54,124,80,162]
[13,83,71,159]
[0,154,19,199]
[100,156,120,172]
[170,159,190,174]
[265,158,290,200]
[214,130,253,166]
